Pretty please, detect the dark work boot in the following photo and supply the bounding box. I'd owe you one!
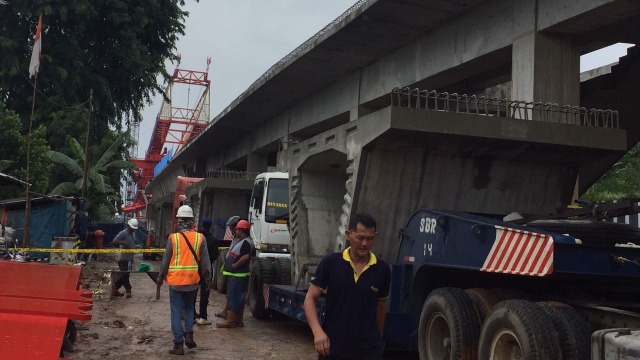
[237,307,245,327]
[184,332,197,349]
[216,311,238,328]
[168,341,184,355]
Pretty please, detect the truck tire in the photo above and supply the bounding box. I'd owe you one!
[216,250,228,294]
[526,219,640,246]
[418,287,481,360]
[249,258,275,320]
[273,257,292,285]
[465,288,499,323]
[479,300,562,360]
[537,301,590,360]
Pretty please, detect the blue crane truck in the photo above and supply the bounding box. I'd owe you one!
[249,200,640,359]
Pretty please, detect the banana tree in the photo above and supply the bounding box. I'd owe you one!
[46,132,135,220]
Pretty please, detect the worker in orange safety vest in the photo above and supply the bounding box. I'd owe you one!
[157,205,212,355]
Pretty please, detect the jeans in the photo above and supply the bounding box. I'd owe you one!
[197,277,210,319]
[227,276,249,312]
[169,287,197,343]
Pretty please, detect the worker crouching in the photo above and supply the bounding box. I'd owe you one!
[157,205,212,355]
[216,219,252,328]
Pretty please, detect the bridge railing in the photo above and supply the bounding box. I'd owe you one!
[205,169,259,180]
[391,87,619,129]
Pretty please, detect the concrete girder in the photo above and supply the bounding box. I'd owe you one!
[287,146,350,284]
[188,178,254,227]
[286,105,626,263]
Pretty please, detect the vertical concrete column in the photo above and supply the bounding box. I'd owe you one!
[277,134,303,170]
[349,107,359,122]
[512,32,579,106]
[246,152,267,174]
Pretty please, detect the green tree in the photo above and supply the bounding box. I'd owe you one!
[46,132,135,220]
[0,101,51,199]
[0,1,192,135]
[582,143,640,201]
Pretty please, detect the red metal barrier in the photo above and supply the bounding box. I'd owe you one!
[0,261,83,289]
[0,261,93,359]
[0,313,68,359]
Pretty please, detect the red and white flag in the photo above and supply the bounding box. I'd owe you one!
[28,13,42,77]
[223,227,234,241]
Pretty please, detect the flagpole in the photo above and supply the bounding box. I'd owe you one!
[24,71,38,248]
[81,89,93,199]
[24,13,42,248]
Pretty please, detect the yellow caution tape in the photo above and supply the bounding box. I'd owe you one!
[93,271,112,295]
[12,248,165,253]
[11,246,230,253]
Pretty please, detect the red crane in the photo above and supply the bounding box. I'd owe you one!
[123,56,211,216]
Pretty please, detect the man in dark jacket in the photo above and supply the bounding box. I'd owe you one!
[195,217,219,325]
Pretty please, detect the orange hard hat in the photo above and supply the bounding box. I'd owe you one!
[236,220,250,230]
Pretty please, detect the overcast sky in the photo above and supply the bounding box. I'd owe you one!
[137,1,633,158]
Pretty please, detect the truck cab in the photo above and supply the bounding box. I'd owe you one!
[248,172,290,258]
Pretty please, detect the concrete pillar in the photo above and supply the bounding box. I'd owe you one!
[512,32,580,106]
[247,152,267,173]
[349,106,359,122]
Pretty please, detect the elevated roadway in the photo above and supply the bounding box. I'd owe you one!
[146,0,640,273]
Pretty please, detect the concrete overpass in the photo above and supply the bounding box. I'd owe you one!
[146,0,640,275]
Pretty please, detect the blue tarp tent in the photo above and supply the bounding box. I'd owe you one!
[7,199,74,249]
[94,222,147,247]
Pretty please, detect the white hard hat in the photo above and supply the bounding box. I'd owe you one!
[176,205,194,218]
[127,218,139,229]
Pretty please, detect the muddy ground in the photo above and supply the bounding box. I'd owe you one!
[73,255,417,360]
[74,255,316,360]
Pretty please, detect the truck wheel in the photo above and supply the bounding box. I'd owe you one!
[537,301,590,360]
[479,300,562,360]
[465,288,499,323]
[216,250,228,294]
[273,258,292,285]
[249,258,275,320]
[526,219,640,246]
[418,287,481,360]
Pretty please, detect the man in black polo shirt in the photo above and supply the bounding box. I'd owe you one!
[304,213,391,360]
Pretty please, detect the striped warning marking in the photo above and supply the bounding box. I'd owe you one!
[6,246,231,265]
[481,226,554,276]
[263,284,270,309]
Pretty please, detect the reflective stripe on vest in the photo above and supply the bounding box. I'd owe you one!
[166,231,202,286]
[222,238,251,277]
